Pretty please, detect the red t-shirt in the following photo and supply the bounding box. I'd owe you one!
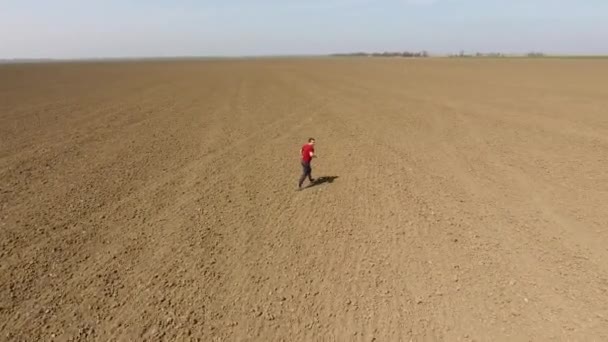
[301,144,314,163]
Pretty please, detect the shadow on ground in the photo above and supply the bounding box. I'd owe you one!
[306,176,339,189]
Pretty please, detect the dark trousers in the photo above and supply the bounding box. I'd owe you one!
[299,161,313,187]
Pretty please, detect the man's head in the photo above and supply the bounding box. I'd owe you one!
[308,137,315,146]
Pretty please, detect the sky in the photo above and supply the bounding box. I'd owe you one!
[1,0,607,59]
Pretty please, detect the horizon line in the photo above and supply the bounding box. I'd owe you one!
[2,53,608,64]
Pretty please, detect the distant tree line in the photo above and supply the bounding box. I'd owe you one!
[449,51,505,58]
[331,50,548,58]
[331,51,430,58]
[448,51,546,58]
[526,52,545,57]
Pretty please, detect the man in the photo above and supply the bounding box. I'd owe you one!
[298,138,316,190]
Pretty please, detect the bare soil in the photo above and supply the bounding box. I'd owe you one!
[1,58,608,341]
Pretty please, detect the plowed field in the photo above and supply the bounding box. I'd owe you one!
[1,58,608,341]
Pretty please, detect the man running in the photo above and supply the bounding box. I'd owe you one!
[298,138,316,190]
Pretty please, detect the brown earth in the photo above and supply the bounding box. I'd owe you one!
[1,58,608,341]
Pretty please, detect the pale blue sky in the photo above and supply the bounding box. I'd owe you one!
[1,0,607,58]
